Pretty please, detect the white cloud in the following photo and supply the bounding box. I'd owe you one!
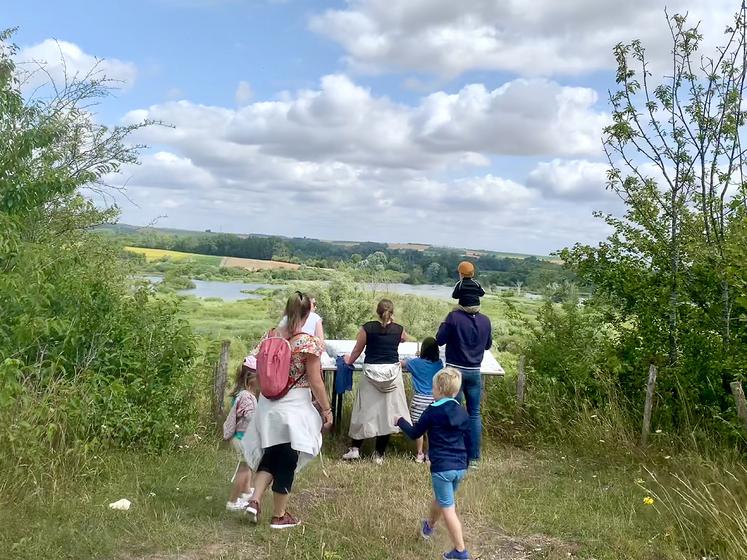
[310,0,739,78]
[412,80,608,157]
[235,80,253,105]
[223,74,605,167]
[16,39,137,91]
[527,159,611,200]
[114,75,611,253]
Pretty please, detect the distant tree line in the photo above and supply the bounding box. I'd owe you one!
[112,229,577,291]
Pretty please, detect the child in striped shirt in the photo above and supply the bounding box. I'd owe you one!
[401,337,443,463]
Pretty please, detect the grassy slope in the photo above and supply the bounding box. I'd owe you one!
[0,293,718,560]
[0,440,683,560]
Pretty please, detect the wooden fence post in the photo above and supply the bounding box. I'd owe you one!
[515,355,527,418]
[730,381,747,433]
[641,364,657,446]
[213,340,231,425]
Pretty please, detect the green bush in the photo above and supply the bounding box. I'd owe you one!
[525,298,623,406]
[0,31,200,485]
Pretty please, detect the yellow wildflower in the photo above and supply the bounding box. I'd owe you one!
[643,496,655,506]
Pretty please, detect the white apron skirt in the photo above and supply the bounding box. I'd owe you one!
[241,387,322,472]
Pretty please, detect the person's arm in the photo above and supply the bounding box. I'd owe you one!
[484,317,493,351]
[345,327,367,365]
[400,328,410,343]
[451,280,460,299]
[476,281,485,297]
[314,317,325,343]
[396,408,430,440]
[435,316,450,346]
[305,353,333,428]
[236,392,255,419]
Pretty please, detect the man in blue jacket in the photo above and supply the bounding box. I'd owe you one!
[435,307,492,465]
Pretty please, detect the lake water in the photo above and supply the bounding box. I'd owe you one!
[138,276,277,301]
[178,280,277,301]
[365,283,455,299]
[138,276,540,302]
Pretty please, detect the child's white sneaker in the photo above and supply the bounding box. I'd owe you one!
[342,447,360,460]
[226,498,248,512]
[240,489,255,501]
[415,452,426,463]
[372,452,384,465]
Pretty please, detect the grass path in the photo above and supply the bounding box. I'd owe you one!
[1,437,687,560]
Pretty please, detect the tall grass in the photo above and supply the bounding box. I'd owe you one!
[645,459,747,559]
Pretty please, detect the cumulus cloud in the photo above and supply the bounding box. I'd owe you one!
[114,75,611,252]
[221,74,604,167]
[412,80,608,157]
[16,39,137,90]
[527,159,611,200]
[310,0,739,77]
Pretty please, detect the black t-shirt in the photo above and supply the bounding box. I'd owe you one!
[363,321,404,364]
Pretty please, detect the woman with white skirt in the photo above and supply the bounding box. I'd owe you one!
[341,299,411,464]
[242,292,333,528]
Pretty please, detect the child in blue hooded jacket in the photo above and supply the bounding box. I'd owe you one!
[396,367,471,560]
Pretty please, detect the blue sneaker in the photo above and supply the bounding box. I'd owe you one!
[442,549,470,559]
[420,519,434,540]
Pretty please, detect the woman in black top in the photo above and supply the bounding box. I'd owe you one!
[341,299,411,464]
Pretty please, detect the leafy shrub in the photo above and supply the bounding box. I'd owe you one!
[525,298,622,405]
[0,30,199,485]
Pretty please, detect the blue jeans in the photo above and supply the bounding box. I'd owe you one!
[455,366,481,460]
[431,469,466,507]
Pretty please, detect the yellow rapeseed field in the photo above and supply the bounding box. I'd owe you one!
[124,246,208,262]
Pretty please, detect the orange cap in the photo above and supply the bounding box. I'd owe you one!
[457,261,475,277]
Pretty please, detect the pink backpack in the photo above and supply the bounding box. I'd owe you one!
[256,330,304,400]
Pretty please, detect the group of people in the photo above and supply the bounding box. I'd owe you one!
[222,262,491,559]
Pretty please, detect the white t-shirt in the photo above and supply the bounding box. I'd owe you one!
[279,312,322,336]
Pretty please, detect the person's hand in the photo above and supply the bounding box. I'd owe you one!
[343,353,352,365]
[321,408,333,433]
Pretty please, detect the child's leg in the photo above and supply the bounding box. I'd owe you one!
[428,498,442,527]
[440,506,466,552]
[230,462,253,500]
[229,464,245,502]
[430,470,467,551]
[240,463,254,494]
[229,438,253,502]
[415,436,424,456]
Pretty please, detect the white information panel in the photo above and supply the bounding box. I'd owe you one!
[322,340,504,376]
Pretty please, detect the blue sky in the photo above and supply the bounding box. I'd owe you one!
[4,0,737,254]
